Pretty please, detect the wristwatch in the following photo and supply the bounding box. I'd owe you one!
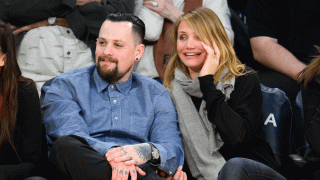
[148,143,160,164]
[48,17,57,26]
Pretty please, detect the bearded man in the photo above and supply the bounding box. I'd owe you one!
[42,13,184,180]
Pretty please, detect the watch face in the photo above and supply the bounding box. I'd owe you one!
[152,149,160,159]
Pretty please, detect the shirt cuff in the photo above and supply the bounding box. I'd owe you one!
[153,144,177,177]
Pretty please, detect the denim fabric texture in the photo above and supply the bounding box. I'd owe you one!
[42,64,184,175]
[218,158,286,180]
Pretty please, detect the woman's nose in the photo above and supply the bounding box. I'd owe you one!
[186,38,197,49]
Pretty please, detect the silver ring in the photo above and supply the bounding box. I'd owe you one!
[128,154,133,160]
[152,1,158,7]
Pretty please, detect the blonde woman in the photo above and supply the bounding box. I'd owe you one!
[297,46,320,180]
[133,0,234,81]
[164,8,285,180]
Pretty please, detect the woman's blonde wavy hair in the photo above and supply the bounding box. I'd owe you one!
[163,7,247,89]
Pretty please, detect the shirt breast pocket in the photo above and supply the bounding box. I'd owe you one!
[130,116,150,137]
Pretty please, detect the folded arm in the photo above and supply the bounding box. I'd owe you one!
[250,36,306,81]
[134,0,165,41]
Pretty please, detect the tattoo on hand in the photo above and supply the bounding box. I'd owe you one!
[113,167,117,171]
[125,171,128,175]
[133,144,152,162]
[132,170,136,174]
[119,170,123,174]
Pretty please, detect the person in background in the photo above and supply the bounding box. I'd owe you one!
[133,0,234,82]
[0,22,43,180]
[163,7,284,179]
[0,0,134,93]
[297,46,320,180]
[42,13,185,180]
[247,0,320,106]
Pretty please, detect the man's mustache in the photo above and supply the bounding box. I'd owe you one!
[98,56,118,63]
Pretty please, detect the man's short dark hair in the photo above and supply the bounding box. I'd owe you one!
[106,13,145,45]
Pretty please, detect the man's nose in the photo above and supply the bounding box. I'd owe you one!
[103,44,113,55]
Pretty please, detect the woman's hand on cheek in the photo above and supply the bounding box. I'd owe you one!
[199,41,220,77]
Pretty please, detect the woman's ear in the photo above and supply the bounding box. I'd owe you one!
[0,53,6,67]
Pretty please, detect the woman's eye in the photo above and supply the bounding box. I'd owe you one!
[179,35,186,40]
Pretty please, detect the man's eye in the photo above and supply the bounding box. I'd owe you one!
[115,43,123,47]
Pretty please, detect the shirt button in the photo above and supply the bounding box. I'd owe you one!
[111,85,114,89]
[168,171,173,175]
[115,117,118,120]
[67,30,70,34]
[113,100,117,104]
[67,51,71,55]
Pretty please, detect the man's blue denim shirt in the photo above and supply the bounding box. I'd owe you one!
[42,65,184,175]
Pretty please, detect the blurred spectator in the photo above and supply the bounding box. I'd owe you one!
[298,46,320,180]
[227,0,248,23]
[247,0,320,105]
[0,22,43,180]
[0,0,134,93]
[134,0,234,81]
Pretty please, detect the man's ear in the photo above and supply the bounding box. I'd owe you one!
[0,53,7,67]
[135,44,145,62]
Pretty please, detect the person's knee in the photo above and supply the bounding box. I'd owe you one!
[52,136,73,151]
[218,158,250,180]
[219,158,286,180]
[50,135,86,158]
[222,158,249,170]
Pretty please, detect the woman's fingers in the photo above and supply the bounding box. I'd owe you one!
[199,42,220,76]
[172,166,183,180]
[212,41,220,60]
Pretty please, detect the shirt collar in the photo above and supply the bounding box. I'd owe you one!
[93,68,133,95]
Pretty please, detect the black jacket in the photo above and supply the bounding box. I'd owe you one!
[0,0,134,53]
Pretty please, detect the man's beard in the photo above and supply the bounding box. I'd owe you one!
[96,55,130,84]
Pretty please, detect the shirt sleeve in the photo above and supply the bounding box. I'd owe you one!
[204,0,234,46]
[134,0,164,41]
[148,91,184,176]
[42,77,119,156]
[247,0,278,39]
[199,71,264,146]
[302,80,320,153]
